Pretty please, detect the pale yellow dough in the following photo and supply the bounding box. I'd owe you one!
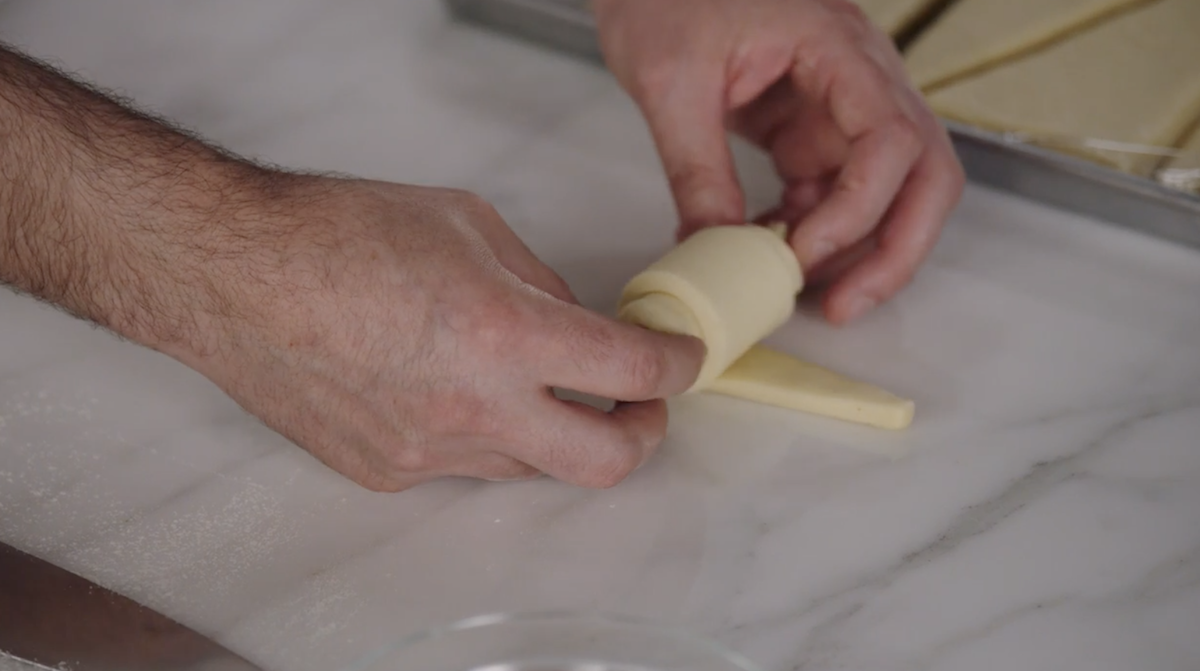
[904,0,1152,90]
[926,0,1200,175]
[854,0,942,35]
[709,346,915,430]
[618,224,803,390]
[618,225,915,430]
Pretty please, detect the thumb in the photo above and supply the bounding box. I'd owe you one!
[636,71,745,239]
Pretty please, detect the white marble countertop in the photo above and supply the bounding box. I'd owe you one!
[2,2,1199,670]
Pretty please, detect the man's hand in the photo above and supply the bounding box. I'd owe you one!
[186,178,705,491]
[594,0,965,324]
[0,46,705,491]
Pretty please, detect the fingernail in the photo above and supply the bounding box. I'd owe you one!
[842,295,877,321]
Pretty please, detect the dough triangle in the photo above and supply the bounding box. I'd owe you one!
[905,0,1153,91]
[925,0,1200,175]
[707,345,915,430]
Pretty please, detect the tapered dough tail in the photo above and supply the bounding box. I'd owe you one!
[707,346,916,430]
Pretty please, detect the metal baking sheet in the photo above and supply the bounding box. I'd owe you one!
[445,0,1200,252]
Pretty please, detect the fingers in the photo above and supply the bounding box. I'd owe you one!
[772,16,962,324]
[733,83,849,186]
[352,433,543,491]
[510,395,670,489]
[368,389,671,491]
[633,65,746,238]
[822,138,964,324]
[804,231,879,288]
[451,453,543,483]
[786,45,925,271]
[534,303,706,402]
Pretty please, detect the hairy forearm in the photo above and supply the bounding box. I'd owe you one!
[0,44,276,357]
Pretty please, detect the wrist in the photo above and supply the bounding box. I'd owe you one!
[0,46,248,363]
[101,161,332,380]
[88,158,276,362]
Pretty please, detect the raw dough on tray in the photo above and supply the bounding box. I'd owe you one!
[854,0,942,35]
[925,0,1200,175]
[1166,123,1200,170]
[904,0,1153,90]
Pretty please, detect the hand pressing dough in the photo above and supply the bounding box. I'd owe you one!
[904,0,1153,90]
[618,224,915,429]
[853,0,943,36]
[925,0,1200,175]
[709,346,915,430]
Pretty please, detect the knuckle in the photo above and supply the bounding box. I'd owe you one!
[619,345,669,399]
[836,167,871,199]
[581,445,641,489]
[793,41,836,96]
[558,313,618,375]
[884,114,923,155]
[384,441,435,475]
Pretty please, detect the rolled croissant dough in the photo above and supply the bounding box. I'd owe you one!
[854,0,943,35]
[619,224,802,389]
[904,0,1152,90]
[925,0,1200,175]
[618,225,914,430]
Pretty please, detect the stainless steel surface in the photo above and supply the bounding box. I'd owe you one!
[947,122,1200,250]
[446,0,601,62]
[0,542,261,671]
[445,0,1200,251]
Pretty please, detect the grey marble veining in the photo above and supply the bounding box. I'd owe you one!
[2,2,1199,671]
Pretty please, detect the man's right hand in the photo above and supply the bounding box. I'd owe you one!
[181,178,705,491]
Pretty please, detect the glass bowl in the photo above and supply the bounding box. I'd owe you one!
[344,611,765,671]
